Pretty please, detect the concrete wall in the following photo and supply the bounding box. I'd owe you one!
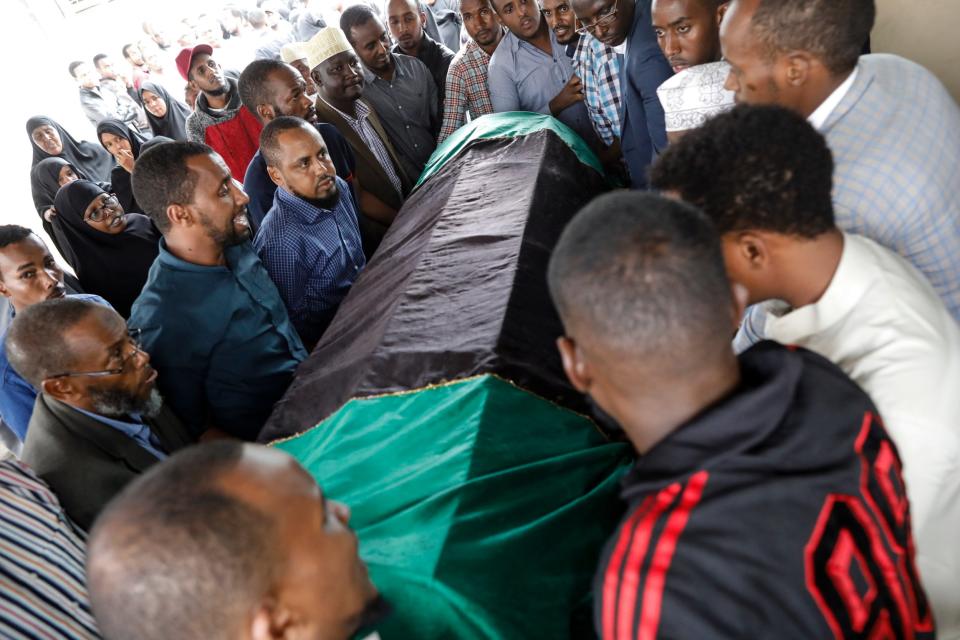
[872,0,960,103]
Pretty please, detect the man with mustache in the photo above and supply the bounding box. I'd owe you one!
[0,226,109,445]
[180,45,263,179]
[387,0,455,115]
[87,442,388,640]
[310,27,411,254]
[341,4,439,183]
[129,141,307,441]
[238,59,357,234]
[6,298,194,530]
[438,0,504,142]
[487,0,599,148]
[255,117,366,349]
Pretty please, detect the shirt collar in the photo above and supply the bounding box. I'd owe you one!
[275,184,337,224]
[323,96,370,124]
[761,232,869,341]
[807,65,859,130]
[157,237,231,273]
[363,53,404,84]
[73,406,146,433]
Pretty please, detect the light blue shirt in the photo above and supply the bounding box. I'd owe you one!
[72,407,167,460]
[487,28,597,146]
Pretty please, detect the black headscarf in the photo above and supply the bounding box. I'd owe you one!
[29,158,89,251]
[139,82,192,141]
[52,180,160,318]
[97,119,149,214]
[26,116,113,182]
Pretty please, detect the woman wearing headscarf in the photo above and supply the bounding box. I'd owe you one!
[139,81,192,141]
[52,180,160,318]
[97,119,152,215]
[29,158,86,243]
[27,116,113,220]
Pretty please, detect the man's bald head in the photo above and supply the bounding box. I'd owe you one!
[86,442,280,640]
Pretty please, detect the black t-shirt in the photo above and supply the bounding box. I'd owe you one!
[595,341,934,639]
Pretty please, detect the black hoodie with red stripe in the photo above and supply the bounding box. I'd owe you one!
[594,341,934,640]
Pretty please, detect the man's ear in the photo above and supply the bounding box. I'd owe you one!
[165,203,193,229]
[266,165,286,189]
[716,1,729,25]
[311,69,323,89]
[0,279,12,301]
[557,335,591,393]
[734,231,768,270]
[40,377,81,404]
[249,598,295,640]
[256,104,276,123]
[782,51,814,87]
[420,10,428,26]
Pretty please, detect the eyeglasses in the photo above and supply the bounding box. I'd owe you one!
[47,329,145,380]
[575,1,618,34]
[86,194,120,223]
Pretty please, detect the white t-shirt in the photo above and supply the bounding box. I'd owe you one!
[736,232,960,636]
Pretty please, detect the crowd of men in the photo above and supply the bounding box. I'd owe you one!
[5,0,960,637]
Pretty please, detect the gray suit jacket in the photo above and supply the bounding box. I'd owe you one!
[21,394,194,530]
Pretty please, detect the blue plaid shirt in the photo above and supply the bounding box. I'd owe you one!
[821,54,960,321]
[254,179,366,346]
[573,34,623,146]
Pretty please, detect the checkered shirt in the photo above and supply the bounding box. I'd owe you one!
[573,34,623,146]
[254,179,366,340]
[439,40,495,143]
[821,54,960,322]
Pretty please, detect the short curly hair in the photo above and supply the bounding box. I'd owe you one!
[650,104,835,239]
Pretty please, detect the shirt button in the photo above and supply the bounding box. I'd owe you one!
[398,105,403,109]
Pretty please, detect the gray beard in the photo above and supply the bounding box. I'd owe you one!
[90,387,163,419]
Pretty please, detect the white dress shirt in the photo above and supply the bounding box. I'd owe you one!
[736,232,960,634]
[807,66,859,130]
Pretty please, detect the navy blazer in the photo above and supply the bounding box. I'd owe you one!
[619,0,672,189]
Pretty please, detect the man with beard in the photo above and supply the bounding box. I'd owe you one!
[341,4,439,183]
[254,117,365,349]
[0,226,109,445]
[310,27,411,254]
[179,45,263,179]
[239,59,357,233]
[6,298,194,530]
[487,0,599,148]
[571,0,672,188]
[87,442,388,640]
[438,0,504,142]
[129,141,307,441]
[387,0,455,114]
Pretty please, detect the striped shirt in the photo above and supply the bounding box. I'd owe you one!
[439,40,495,143]
[0,460,100,639]
[573,34,623,146]
[325,98,404,196]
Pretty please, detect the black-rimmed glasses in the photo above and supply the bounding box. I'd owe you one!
[47,329,145,380]
[86,194,120,223]
[576,1,618,34]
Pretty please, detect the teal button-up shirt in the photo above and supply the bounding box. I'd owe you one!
[129,239,307,440]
